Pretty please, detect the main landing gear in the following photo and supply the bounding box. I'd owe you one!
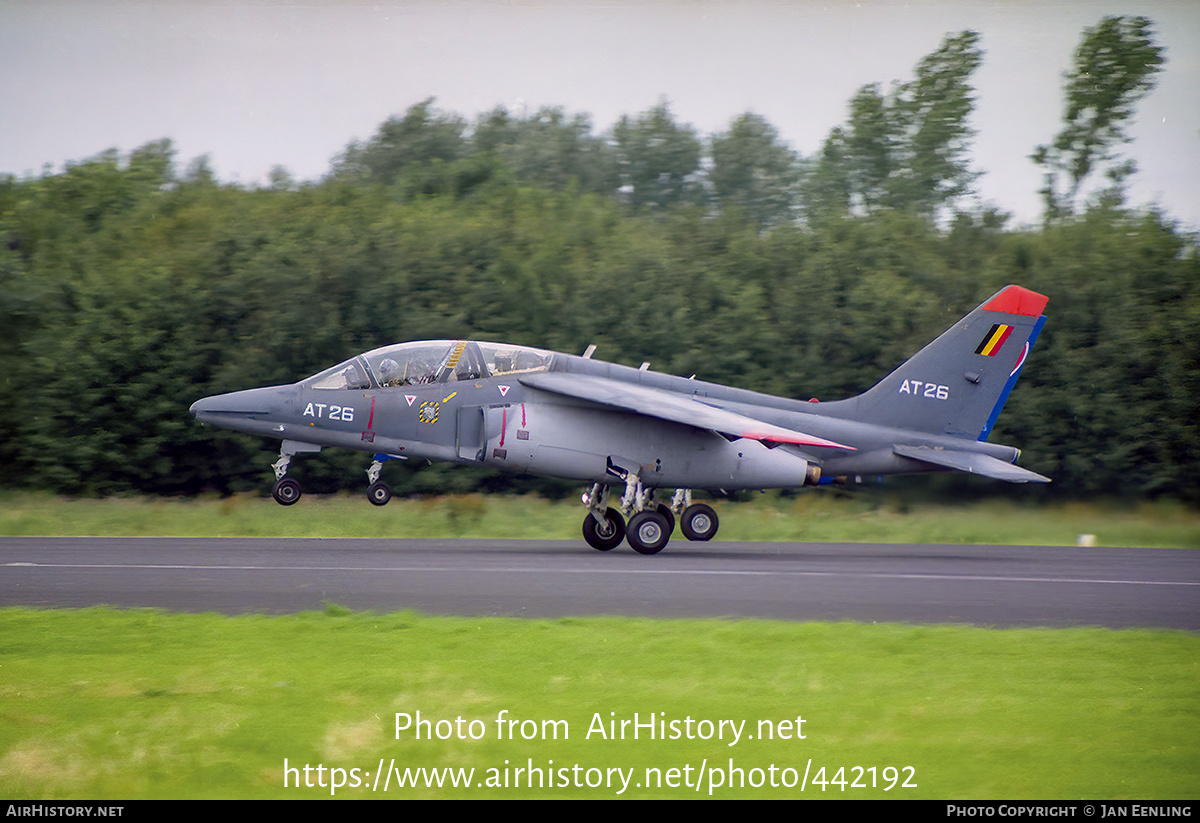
[268,441,404,506]
[680,502,719,541]
[581,504,624,551]
[580,479,719,555]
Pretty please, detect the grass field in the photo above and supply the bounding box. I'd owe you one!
[1,493,1196,799]
[1,607,1196,799]
[1,491,1196,547]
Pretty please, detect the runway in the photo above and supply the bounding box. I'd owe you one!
[1,537,1197,629]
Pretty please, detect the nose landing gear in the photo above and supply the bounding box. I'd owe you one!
[267,442,406,506]
[269,440,322,505]
[366,454,399,506]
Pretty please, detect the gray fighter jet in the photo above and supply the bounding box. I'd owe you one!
[190,284,1049,554]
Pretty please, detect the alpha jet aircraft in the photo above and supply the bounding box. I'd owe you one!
[190,284,1049,554]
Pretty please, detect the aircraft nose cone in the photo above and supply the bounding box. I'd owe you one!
[189,385,292,431]
[189,392,249,423]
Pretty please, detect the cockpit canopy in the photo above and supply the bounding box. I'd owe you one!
[306,340,554,391]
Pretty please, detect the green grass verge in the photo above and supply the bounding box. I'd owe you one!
[0,491,1196,547]
[0,607,1196,799]
[2,496,1195,799]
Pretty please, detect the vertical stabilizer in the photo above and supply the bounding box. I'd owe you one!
[839,285,1047,440]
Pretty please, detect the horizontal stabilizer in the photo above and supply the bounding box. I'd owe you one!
[892,444,1050,483]
[521,372,854,450]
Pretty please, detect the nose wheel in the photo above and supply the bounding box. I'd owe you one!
[367,480,392,506]
[365,454,404,505]
[269,440,321,505]
[272,478,302,506]
[267,442,401,507]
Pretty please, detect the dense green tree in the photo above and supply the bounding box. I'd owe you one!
[806,31,982,221]
[709,113,802,228]
[995,209,1199,497]
[2,89,1196,502]
[471,105,618,195]
[331,98,468,187]
[611,101,703,212]
[841,83,896,214]
[802,126,853,222]
[890,30,983,216]
[1031,16,1165,219]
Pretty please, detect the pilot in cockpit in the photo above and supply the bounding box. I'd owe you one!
[378,358,402,387]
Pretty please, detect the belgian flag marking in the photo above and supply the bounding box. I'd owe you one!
[975,323,1013,356]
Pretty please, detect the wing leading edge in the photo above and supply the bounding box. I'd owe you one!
[518,372,854,450]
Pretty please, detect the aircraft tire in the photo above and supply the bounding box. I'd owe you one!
[272,478,302,506]
[681,503,718,541]
[655,503,676,535]
[367,481,392,506]
[583,508,625,551]
[627,510,670,555]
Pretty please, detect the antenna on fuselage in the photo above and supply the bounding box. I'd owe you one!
[582,344,597,359]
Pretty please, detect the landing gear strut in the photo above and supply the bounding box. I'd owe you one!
[616,473,676,554]
[269,440,321,506]
[366,455,394,506]
[583,509,625,551]
[267,443,405,507]
[580,468,716,554]
[581,484,625,551]
[614,470,683,554]
[627,509,670,554]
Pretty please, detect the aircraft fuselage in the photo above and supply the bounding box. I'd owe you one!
[190,285,1050,552]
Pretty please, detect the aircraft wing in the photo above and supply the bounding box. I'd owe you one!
[892,444,1050,483]
[519,372,854,450]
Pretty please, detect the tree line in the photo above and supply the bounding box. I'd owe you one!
[1,17,1195,502]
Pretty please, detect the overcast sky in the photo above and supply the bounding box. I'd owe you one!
[2,0,1197,227]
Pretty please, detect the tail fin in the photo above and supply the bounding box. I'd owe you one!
[844,285,1047,440]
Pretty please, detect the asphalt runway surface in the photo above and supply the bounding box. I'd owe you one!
[2,537,1197,629]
